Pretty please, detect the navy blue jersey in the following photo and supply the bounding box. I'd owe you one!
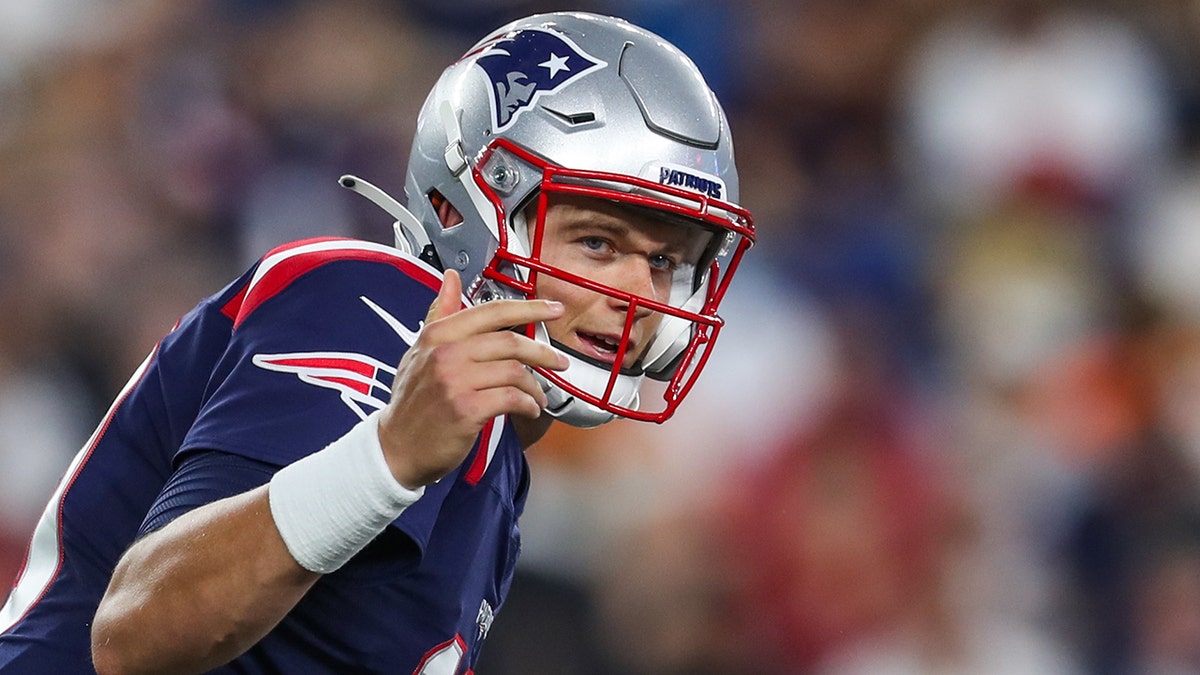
[0,238,527,674]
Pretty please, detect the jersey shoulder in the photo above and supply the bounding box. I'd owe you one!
[221,237,444,329]
[177,237,445,466]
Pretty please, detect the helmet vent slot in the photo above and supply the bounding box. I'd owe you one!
[541,105,597,126]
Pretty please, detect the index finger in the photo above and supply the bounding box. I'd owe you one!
[425,298,564,342]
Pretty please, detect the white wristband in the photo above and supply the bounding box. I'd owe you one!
[268,411,425,574]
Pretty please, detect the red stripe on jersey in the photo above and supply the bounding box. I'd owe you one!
[233,238,443,329]
[222,238,345,320]
[269,355,376,377]
[463,418,498,486]
[314,375,368,396]
[219,281,249,321]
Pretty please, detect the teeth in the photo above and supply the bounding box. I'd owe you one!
[589,334,618,352]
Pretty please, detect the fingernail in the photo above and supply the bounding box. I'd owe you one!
[545,300,564,313]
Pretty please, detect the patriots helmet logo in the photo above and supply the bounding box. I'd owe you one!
[474,27,607,130]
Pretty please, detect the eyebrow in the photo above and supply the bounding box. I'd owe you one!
[559,218,628,237]
[558,217,699,256]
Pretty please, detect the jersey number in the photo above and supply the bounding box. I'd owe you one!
[413,634,468,675]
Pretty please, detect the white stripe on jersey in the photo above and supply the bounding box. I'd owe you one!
[482,415,505,478]
[245,239,444,300]
[0,350,156,633]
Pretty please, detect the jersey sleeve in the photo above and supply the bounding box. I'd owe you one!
[138,448,426,576]
[178,238,455,555]
[139,449,276,536]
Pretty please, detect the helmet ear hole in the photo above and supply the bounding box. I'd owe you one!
[429,191,463,228]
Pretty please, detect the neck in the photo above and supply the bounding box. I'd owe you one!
[511,413,555,448]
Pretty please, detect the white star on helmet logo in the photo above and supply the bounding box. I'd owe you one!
[539,53,570,78]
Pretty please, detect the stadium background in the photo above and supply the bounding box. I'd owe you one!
[3,0,1200,672]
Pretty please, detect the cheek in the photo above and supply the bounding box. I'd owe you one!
[535,273,582,305]
[652,275,675,304]
[534,274,587,335]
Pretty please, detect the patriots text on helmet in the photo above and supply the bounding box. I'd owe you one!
[658,167,724,199]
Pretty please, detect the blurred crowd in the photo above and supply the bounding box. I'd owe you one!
[4,0,1200,673]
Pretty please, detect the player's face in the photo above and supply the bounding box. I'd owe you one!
[534,193,713,369]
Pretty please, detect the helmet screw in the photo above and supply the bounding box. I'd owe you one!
[485,160,520,193]
[455,251,470,269]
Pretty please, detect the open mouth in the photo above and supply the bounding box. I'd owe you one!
[578,331,628,364]
[549,336,647,378]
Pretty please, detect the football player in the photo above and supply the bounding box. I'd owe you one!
[0,11,754,673]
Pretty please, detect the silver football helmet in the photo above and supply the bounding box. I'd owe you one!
[344,11,754,427]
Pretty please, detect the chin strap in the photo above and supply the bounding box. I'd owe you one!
[338,175,431,257]
[531,321,641,428]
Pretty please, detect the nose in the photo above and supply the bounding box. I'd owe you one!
[607,256,660,318]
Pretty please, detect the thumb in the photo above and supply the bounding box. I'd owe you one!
[426,268,463,323]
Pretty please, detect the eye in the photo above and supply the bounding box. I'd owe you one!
[579,236,613,254]
[648,253,678,271]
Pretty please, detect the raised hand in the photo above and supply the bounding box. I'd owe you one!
[377,270,568,488]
